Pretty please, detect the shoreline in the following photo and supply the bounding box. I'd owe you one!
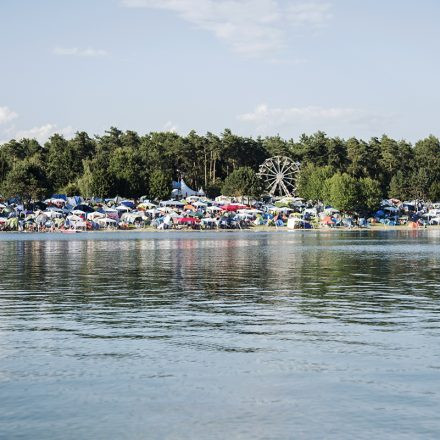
[2,224,440,235]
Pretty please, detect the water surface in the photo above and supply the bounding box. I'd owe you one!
[1,230,440,439]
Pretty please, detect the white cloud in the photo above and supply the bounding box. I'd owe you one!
[163,121,178,133]
[53,47,108,57]
[287,2,332,26]
[0,106,18,124]
[121,0,332,57]
[13,124,75,144]
[238,104,392,133]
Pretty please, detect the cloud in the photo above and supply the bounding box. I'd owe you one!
[12,124,75,144]
[0,106,74,145]
[163,121,178,133]
[287,2,332,26]
[53,47,108,57]
[121,0,332,57]
[237,104,392,133]
[0,106,18,124]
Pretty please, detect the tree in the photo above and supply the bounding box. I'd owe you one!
[88,156,115,198]
[327,173,360,211]
[346,137,371,179]
[109,147,148,197]
[413,135,440,198]
[358,177,382,212]
[327,137,348,171]
[221,166,262,200]
[149,170,170,201]
[0,125,438,204]
[388,171,411,200]
[429,181,440,202]
[77,160,95,198]
[297,164,333,202]
[1,158,49,201]
[46,134,76,192]
[297,131,329,167]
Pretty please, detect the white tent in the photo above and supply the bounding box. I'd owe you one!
[179,179,204,198]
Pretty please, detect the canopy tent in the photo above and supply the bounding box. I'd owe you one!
[160,200,185,207]
[206,206,222,212]
[224,204,248,212]
[96,217,118,226]
[172,179,205,198]
[177,217,200,224]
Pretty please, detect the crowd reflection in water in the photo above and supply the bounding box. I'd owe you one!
[1,231,440,332]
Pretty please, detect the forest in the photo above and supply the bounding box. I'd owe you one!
[0,127,439,209]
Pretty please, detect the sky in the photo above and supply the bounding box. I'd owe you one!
[0,0,439,144]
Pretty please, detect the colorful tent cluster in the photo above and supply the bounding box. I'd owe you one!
[0,194,439,232]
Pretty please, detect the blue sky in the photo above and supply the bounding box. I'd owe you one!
[0,0,439,143]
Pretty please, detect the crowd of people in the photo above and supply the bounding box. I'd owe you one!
[0,194,439,233]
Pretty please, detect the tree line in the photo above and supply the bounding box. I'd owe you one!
[0,127,439,210]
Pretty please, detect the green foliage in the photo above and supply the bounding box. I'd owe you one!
[204,179,222,199]
[60,181,80,196]
[221,166,262,199]
[77,160,94,198]
[1,158,48,201]
[297,164,333,202]
[358,177,382,212]
[109,147,148,197]
[0,128,439,207]
[149,170,170,201]
[429,181,440,201]
[388,171,411,200]
[327,173,360,212]
[46,134,76,192]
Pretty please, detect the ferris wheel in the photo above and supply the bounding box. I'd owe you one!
[258,156,300,197]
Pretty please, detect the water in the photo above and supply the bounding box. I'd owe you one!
[1,230,440,439]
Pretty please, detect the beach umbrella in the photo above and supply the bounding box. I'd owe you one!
[96,217,118,226]
[75,204,95,213]
[224,204,246,212]
[72,209,86,216]
[160,207,177,214]
[45,210,63,219]
[137,202,157,210]
[192,201,207,207]
[67,214,82,222]
[322,215,333,225]
[178,217,200,224]
[384,206,398,212]
[325,208,340,214]
[206,206,222,212]
[87,212,105,221]
[121,200,135,208]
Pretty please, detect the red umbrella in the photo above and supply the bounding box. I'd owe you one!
[177,217,200,224]
[224,204,248,212]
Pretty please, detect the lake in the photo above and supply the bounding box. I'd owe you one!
[1,230,440,439]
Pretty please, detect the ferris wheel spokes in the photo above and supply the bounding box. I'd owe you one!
[257,156,301,197]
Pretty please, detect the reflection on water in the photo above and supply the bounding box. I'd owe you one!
[1,231,440,439]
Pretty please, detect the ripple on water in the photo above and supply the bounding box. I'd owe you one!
[0,231,440,439]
